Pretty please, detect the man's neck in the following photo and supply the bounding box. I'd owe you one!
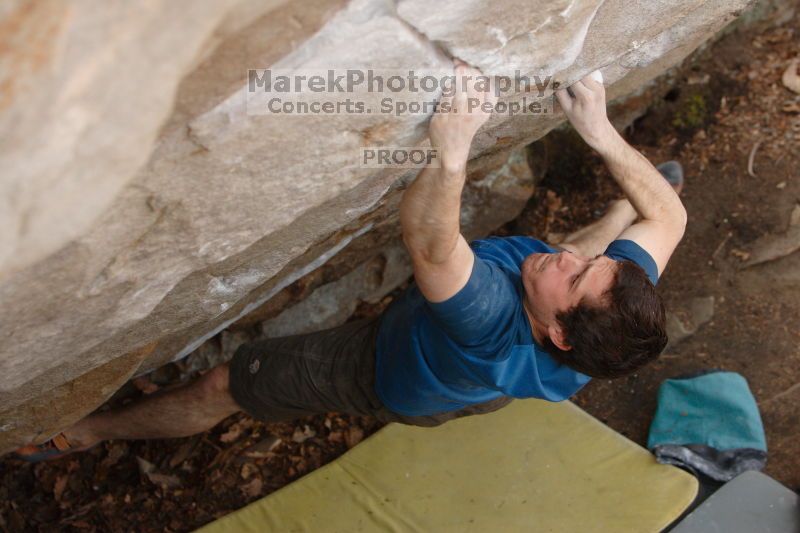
[522,299,549,346]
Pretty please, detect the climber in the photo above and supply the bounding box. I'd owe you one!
[18,60,686,460]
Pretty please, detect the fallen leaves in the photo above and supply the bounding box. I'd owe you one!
[220,419,255,444]
[730,248,752,262]
[782,58,800,94]
[746,140,762,177]
[219,425,243,444]
[53,475,69,502]
[345,426,365,448]
[131,376,159,395]
[291,425,316,444]
[100,442,127,470]
[240,462,259,480]
[240,477,263,499]
[169,437,199,468]
[241,435,282,459]
[782,101,800,114]
[137,457,181,490]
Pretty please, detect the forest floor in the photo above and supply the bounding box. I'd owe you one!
[1,12,798,533]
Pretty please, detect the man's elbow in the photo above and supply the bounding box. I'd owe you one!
[671,203,688,242]
[675,202,688,233]
[401,231,433,263]
[402,231,456,265]
[657,196,687,235]
[401,232,426,262]
[649,205,686,233]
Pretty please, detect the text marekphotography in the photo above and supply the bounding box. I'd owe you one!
[246,68,555,116]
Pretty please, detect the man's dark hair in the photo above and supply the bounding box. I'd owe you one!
[543,260,667,378]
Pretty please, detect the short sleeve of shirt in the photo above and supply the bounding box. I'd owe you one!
[604,239,659,284]
[425,254,518,348]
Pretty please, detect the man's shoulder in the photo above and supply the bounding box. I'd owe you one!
[603,239,659,284]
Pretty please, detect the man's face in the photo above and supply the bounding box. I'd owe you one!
[520,251,619,337]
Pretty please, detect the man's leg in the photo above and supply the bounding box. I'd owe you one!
[54,317,385,451]
[60,363,239,448]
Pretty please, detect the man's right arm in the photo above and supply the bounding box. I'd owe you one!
[556,76,687,275]
[400,61,496,304]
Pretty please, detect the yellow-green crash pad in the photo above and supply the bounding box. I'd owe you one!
[199,400,697,532]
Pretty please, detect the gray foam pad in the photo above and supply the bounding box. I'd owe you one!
[671,470,799,533]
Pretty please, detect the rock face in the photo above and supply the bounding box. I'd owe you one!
[0,0,756,451]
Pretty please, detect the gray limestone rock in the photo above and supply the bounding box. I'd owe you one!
[0,0,763,452]
[665,296,716,350]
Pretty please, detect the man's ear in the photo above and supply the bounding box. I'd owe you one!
[548,324,572,351]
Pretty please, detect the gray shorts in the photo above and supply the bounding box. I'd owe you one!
[228,316,512,427]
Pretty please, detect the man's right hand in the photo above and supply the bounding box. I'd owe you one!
[555,74,619,155]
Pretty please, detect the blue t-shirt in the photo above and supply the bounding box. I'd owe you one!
[374,236,659,417]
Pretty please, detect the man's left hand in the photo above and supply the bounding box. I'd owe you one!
[429,60,497,172]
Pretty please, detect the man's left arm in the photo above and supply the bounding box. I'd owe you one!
[557,199,638,257]
[556,75,687,275]
[400,61,496,303]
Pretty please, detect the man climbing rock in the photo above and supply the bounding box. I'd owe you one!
[19,61,686,459]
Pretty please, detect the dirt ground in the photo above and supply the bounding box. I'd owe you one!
[1,15,798,533]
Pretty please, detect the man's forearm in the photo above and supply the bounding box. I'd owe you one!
[595,127,687,227]
[560,199,637,256]
[557,75,686,272]
[400,158,467,264]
